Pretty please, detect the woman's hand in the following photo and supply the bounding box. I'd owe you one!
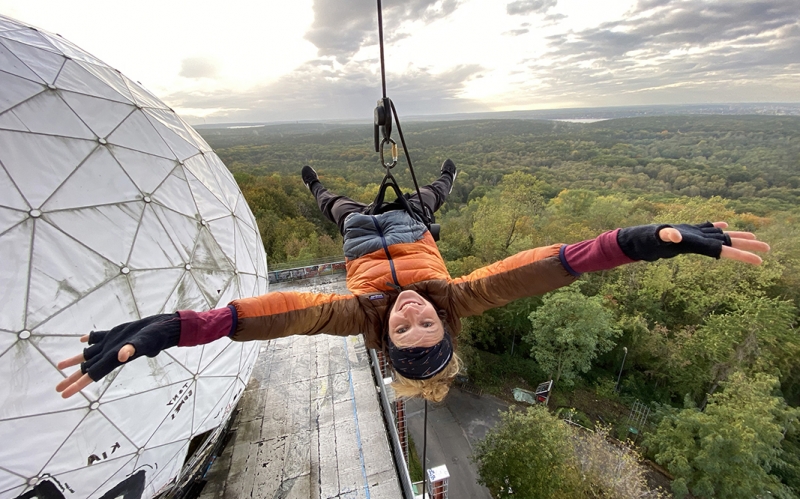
[658,222,770,265]
[55,313,181,399]
[618,221,769,264]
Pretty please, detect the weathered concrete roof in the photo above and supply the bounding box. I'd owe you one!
[200,276,402,498]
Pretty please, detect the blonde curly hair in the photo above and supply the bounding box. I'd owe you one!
[391,353,462,402]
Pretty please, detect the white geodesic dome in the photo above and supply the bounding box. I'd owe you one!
[0,14,268,499]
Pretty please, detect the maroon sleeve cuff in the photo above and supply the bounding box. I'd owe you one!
[560,229,636,275]
[177,306,237,347]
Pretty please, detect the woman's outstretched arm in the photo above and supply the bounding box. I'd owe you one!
[56,291,367,398]
[560,221,768,275]
[450,221,769,319]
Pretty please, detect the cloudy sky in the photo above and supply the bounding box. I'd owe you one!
[2,0,798,124]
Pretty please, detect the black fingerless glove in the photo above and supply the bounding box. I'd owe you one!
[617,222,732,261]
[81,313,181,382]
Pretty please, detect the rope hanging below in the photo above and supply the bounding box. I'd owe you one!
[422,400,429,497]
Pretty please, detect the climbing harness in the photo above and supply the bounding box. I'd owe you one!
[368,0,441,242]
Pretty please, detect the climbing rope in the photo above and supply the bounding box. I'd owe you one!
[377,0,388,99]
[422,400,429,497]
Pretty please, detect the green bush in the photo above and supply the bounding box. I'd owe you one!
[594,376,619,401]
[475,406,586,498]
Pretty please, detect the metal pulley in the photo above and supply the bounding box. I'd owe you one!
[374,97,393,152]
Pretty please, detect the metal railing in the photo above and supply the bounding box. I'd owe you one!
[267,259,346,284]
[369,348,417,499]
[268,254,345,271]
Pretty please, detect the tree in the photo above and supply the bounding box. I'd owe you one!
[474,406,584,499]
[461,297,542,354]
[682,298,799,408]
[470,171,546,262]
[576,426,669,499]
[645,372,799,499]
[525,284,621,386]
[600,247,783,332]
[602,250,794,402]
[759,211,800,310]
[774,425,800,497]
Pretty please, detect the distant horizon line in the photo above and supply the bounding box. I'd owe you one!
[192,102,800,129]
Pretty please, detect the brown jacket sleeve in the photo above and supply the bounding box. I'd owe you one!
[449,244,577,318]
[229,292,368,342]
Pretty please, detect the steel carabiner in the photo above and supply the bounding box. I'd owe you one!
[379,138,398,169]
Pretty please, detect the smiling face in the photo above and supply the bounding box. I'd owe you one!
[387,290,445,348]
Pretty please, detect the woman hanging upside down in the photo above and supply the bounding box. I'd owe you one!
[56,160,770,402]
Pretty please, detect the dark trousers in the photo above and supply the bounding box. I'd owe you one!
[311,173,454,235]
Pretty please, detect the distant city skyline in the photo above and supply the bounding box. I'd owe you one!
[2,0,798,124]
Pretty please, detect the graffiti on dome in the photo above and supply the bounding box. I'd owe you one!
[87,441,123,466]
[15,470,146,499]
[167,382,194,420]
